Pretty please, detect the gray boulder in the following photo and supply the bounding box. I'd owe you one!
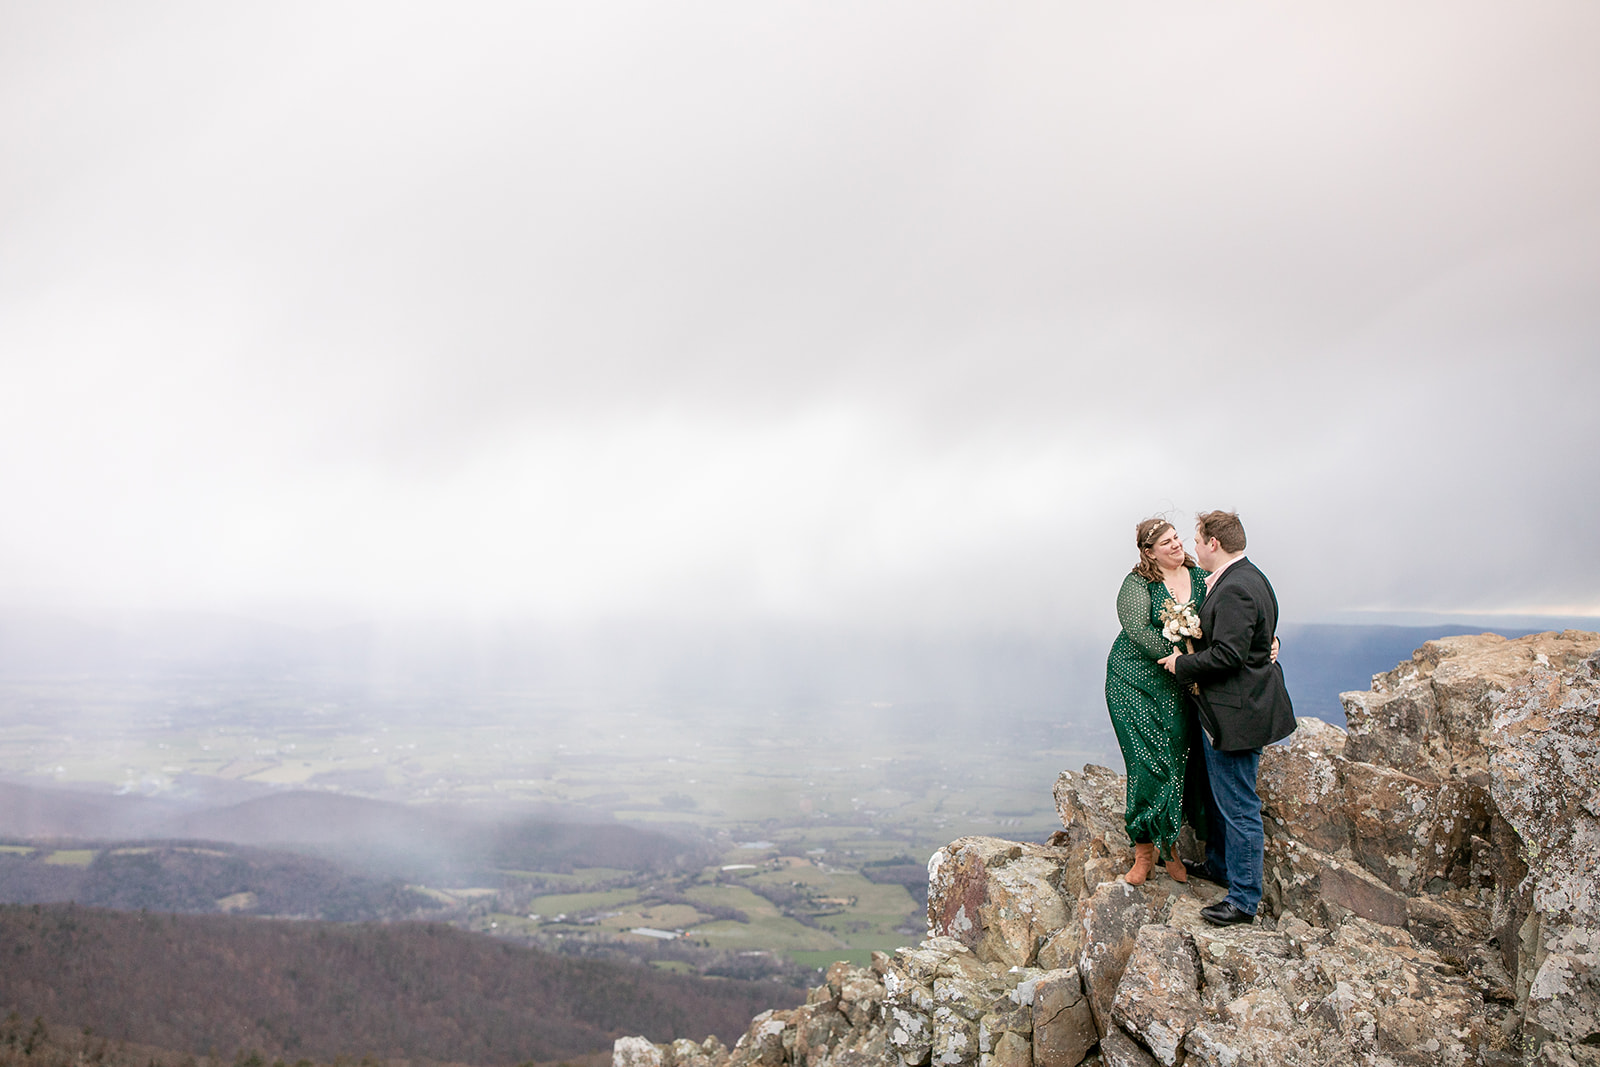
[1109,926,1201,1066]
[1030,967,1096,1067]
[927,836,1075,969]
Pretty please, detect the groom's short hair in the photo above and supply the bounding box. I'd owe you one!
[1196,510,1247,553]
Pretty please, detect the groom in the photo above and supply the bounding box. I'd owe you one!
[1158,510,1295,926]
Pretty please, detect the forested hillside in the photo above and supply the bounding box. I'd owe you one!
[0,842,437,921]
[0,905,801,1065]
[0,1008,613,1067]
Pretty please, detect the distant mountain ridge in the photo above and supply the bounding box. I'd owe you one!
[0,840,437,921]
[169,790,712,878]
[0,784,711,886]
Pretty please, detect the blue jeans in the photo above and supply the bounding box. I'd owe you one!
[1199,730,1264,915]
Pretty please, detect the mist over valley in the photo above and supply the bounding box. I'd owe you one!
[4,609,1592,968]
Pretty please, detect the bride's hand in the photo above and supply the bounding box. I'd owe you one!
[1270,635,1280,664]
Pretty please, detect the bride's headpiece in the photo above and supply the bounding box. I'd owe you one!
[1140,521,1172,548]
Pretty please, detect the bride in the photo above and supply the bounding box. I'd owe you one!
[1103,517,1209,885]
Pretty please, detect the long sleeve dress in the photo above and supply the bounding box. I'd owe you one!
[1104,567,1208,857]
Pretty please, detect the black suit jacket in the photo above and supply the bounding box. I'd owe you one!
[1173,557,1295,752]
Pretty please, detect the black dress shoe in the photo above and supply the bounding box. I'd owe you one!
[1182,860,1227,887]
[1200,900,1256,926]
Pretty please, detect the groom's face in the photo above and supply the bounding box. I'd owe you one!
[1193,525,1221,570]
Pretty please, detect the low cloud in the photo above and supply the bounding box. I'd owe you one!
[1,3,1596,632]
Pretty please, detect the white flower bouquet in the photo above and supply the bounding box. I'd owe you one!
[1159,599,1202,645]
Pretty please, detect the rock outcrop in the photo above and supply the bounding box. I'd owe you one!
[1489,642,1600,1060]
[616,631,1600,1067]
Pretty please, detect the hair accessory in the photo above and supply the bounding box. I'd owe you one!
[1141,522,1172,548]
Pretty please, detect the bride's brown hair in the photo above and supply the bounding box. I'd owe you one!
[1131,517,1196,583]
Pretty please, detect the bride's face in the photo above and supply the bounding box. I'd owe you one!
[1152,527,1186,569]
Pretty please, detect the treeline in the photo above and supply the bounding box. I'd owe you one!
[0,843,439,921]
[0,1010,229,1067]
[0,904,801,1065]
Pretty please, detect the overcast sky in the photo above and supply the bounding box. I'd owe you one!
[2,2,1597,635]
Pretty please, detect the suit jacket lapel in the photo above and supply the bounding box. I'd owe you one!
[1199,558,1247,646]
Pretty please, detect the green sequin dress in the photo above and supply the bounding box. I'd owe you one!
[1104,567,1209,857]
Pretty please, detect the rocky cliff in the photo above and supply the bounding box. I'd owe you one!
[614,631,1600,1067]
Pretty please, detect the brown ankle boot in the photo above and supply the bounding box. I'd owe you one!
[1165,856,1187,883]
[1125,843,1156,885]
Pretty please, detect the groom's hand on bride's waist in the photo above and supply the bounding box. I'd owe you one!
[1158,651,1179,674]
